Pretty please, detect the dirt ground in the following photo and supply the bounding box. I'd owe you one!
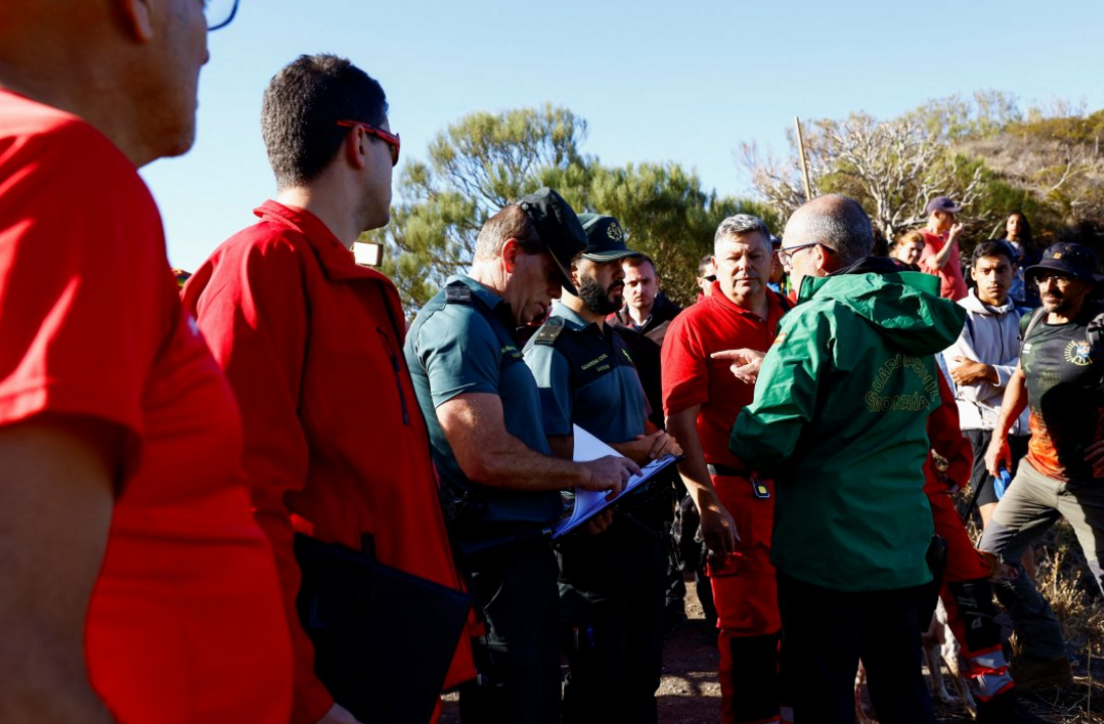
[441,574,1103,723]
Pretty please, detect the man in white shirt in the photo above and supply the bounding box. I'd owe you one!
[945,241,1030,527]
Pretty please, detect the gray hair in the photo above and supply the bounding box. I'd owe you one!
[714,214,771,252]
[792,195,873,265]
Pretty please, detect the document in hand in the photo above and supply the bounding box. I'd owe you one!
[551,424,680,539]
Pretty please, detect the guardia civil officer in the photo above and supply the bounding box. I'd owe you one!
[404,189,639,724]
[523,215,682,724]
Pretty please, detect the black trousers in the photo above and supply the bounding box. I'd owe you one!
[965,430,1029,507]
[674,492,717,624]
[459,541,561,724]
[777,574,935,724]
[557,520,668,724]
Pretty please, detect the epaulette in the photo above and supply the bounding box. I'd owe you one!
[445,282,472,304]
[532,316,567,346]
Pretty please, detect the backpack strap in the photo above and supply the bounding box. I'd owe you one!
[1019,306,1046,356]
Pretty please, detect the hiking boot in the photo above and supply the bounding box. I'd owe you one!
[1010,654,1073,690]
[976,691,1048,724]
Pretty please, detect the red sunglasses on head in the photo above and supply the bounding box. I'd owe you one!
[336,119,401,167]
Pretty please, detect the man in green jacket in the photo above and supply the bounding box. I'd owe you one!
[729,195,965,724]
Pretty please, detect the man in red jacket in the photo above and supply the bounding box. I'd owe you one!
[183,54,474,724]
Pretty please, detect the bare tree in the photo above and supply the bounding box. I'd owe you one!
[739,131,820,220]
[743,112,985,239]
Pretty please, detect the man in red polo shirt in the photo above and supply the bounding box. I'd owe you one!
[919,196,969,301]
[183,55,475,724]
[663,214,790,724]
[0,1,294,723]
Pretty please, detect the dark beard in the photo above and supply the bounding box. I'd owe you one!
[578,275,623,315]
[1042,292,1072,314]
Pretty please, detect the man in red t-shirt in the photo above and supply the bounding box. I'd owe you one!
[663,215,790,724]
[919,196,969,301]
[0,3,293,723]
[183,55,475,724]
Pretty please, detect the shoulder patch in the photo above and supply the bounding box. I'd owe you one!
[533,317,566,346]
[445,282,472,304]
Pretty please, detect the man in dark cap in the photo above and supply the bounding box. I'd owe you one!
[405,189,639,724]
[523,214,681,724]
[919,196,969,300]
[981,241,1104,690]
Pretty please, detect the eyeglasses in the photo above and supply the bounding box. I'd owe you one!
[1035,272,1074,288]
[337,120,401,167]
[205,0,240,31]
[702,275,717,283]
[778,241,835,268]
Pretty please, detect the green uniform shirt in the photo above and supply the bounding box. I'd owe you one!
[405,275,562,526]
[523,302,647,444]
[730,269,966,592]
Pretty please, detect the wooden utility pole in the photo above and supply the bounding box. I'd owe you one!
[794,116,812,201]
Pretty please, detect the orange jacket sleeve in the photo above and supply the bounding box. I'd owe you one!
[926,372,973,490]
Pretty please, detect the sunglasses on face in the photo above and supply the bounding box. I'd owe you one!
[336,120,401,167]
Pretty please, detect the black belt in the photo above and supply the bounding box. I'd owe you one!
[707,463,750,478]
[707,464,772,499]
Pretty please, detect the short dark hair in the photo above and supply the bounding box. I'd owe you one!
[623,253,656,275]
[972,240,1016,268]
[698,254,713,276]
[261,54,388,188]
[474,206,542,261]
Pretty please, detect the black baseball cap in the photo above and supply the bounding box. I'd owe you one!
[517,188,588,295]
[1025,242,1103,285]
[576,214,642,263]
[925,196,962,214]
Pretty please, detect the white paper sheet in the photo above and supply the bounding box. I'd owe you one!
[551,425,679,539]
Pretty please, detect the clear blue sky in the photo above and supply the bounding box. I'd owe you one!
[142,0,1104,271]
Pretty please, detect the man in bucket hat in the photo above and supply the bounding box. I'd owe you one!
[919,195,969,300]
[405,188,639,724]
[981,241,1104,690]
